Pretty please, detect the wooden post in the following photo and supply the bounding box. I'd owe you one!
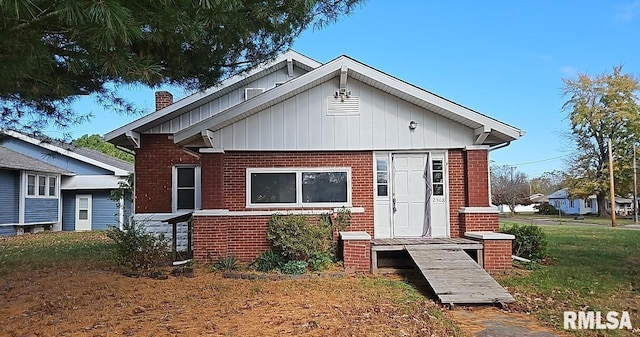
[608,139,616,227]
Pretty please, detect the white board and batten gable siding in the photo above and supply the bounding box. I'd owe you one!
[146,66,309,134]
[209,77,474,151]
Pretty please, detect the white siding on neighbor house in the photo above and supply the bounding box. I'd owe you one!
[146,67,308,134]
[210,77,475,151]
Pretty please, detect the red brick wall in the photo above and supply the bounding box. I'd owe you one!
[464,150,489,207]
[483,240,512,273]
[193,216,270,262]
[343,240,371,274]
[448,150,465,238]
[192,151,374,262]
[461,213,499,232]
[134,134,200,213]
[201,153,224,209]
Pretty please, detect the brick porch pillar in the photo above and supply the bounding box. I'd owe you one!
[340,231,371,274]
[465,232,514,273]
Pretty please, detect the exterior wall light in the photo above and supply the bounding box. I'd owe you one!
[409,120,418,130]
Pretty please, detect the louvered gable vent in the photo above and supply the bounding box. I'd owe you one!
[327,96,360,115]
[244,88,265,100]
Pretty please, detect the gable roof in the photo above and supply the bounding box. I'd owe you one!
[1,130,132,176]
[172,54,524,146]
[0,145,73,175]
[105,50,321,145]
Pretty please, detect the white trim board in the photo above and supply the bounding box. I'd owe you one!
[3,130,130,176]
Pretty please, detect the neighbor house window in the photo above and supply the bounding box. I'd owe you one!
[173,166,201,211]
[247,168,351,207]
[26,173,57,197]
[27,174,36,196]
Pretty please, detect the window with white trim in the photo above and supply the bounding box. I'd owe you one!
[247,168,351,207]
[173,166,201,211]
[26,173,57,197]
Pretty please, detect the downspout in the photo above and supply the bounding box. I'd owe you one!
[487,141,512,206]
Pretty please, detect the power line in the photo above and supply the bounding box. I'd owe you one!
[503,155,570,167]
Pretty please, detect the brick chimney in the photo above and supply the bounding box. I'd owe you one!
[155,91,173,111]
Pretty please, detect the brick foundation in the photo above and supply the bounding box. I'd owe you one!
[193,216,271,262]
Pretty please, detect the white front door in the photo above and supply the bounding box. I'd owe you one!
[392,153,449,238]
[392,154,428,237]
[75,194,92,231]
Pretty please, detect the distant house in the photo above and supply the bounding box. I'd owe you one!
[547,188,597,215]
[496,193,548,213]
[0,130,133,236]
[604,197,634,216]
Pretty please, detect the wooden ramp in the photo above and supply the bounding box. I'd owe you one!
[406,247,515,305]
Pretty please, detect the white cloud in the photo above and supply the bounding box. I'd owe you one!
[616,1,640,22]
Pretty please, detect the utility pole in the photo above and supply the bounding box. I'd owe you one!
[634,143,638,223]
[608,138,616,227]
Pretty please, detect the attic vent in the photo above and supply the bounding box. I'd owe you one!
[244,88,265,100]
[327,96,360,115]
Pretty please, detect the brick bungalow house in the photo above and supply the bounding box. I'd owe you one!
[105,50,524,273]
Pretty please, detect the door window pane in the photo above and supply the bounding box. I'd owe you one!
[79,197,89,208]
[251,173,296,204]
[79,210,88,220]
[302,172,347,203]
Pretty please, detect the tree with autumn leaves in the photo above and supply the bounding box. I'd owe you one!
[562,66,640,217]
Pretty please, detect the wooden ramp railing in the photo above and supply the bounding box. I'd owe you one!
[405,247,515,306]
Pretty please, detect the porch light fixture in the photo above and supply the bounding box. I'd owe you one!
[409,120,418,130]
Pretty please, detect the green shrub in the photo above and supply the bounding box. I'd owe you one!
[266,214,332,261]
[212,255,239,271]
[535,202,560,215]
[307,251,333,271]
[502,224,548,261]
[106,221,169,272]
[281,260,308,274]
[252,250,287,272]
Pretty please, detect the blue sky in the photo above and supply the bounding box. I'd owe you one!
[61,1,640,177]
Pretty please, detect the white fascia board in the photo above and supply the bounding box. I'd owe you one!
[174,56,523,145]
[105,50,321,142]
[4,130,130,176]
[61,175,125,190]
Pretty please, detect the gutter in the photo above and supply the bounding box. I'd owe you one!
[489,141,511,152]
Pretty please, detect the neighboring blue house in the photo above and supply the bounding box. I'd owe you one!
[0,130,133,235]
[0,146,72,236]
[547,188,597,215]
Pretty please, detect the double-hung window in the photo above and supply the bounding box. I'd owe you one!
[247,168,351,208]
[26,173,57,197]
[173,166,201,211]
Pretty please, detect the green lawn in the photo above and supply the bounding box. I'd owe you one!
[0,231,115,275]
[498,224,640,336]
